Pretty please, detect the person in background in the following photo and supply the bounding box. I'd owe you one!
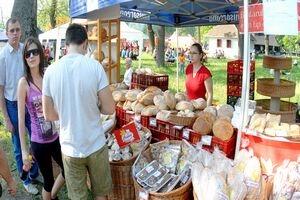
[0,146,17,197]
[123,57,133,88]
[178,52,186,74]
[0,18,40,195]
[18,37,65,200]
[42,23,115,200]
[185,43,213,106]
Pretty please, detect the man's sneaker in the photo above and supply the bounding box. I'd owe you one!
[31,175,44,185]
[23,183,39,195]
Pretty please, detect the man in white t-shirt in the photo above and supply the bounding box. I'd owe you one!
[42,23,115,200]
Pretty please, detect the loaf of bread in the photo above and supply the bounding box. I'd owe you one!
[249,113,266,133]
[123,100,132,111]
[192,117,212,135]
[125,89,142,101]
[213,119,234,141]
[156,110,172,121]
[217,104,234,119]
[144,86,162,96]
[154,95,169,110]
[176,101,194,111]
[112,90,127,102]
[141,105,159,116]
[164,90,176,110]
[138,92,155,106]
[204,106,217,117]
[192,98,207,110]
[265,113,281,129]
[175,92,187,102]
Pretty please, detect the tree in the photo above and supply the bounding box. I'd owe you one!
[277,35,300,53]
[11,0,38,41]
[156,25,165,67]
[38,0,69,31]
[147,24,155,54]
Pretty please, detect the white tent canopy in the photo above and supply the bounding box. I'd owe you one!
[0,29,8,41]
[167,31,196,49]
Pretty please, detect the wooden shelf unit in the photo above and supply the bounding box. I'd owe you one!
[86,19,120,84]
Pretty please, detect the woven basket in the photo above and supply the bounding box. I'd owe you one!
[256,99,297,123]
[108,127,152,200]
[257,78,296,98]
[263,55,292,70]
[133,140,193,200]
[169,114,197,127]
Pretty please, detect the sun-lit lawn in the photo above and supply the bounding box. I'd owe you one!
[121,53,300,104]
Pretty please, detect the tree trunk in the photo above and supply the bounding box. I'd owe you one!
[265,35,269,55]
[50,0,57,29]
[11,0,38,42]
[236,24,244,59]
[147,24,155,54]
[156,25,165,67]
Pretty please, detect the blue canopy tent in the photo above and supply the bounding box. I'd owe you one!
[69,0,252,156]
[69,0,240,26]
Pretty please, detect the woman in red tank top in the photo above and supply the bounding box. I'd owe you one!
[185,43,213,106]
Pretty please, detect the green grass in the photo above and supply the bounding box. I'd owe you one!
[121,53,300,104]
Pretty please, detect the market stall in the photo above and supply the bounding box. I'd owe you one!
[69,0,300,200]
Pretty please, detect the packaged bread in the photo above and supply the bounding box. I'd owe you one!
[204,106,217,117]
[123,100,132,111]
[153,95,169,110]
[288,124,300,137]
[244,156,262,200]
[144,86,162,96]
[163,91,176,110]
[265,113,281,129]
[249,113,266,133]
[116,101,124,108]
[193,117,212,135]
[138,92,155,106]
[176,101,194,111]
[213,119,234,141]
[191,98,207,110]
[125,89,142,101]
[156,110,172,121]
[175,92,187,102]
[217,104,234,119]
[112,90,127,102]
[141,105,159,116]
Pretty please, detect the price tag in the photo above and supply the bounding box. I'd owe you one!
[149,117,157,127]
[201,135,212,146]
[134,114,141,123]
[139,189,149,200]
[182,129,190,140]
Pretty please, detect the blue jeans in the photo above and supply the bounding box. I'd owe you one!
[5,99,39,185]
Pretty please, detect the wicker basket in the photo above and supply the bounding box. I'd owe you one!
[108,127,152,200]
[257,78,296,98]
[256,99,297,123]
[263,55,292,70]
[169,114,197,127]
[133,140,193,200]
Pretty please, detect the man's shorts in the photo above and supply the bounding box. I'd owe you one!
[62,145,112,200]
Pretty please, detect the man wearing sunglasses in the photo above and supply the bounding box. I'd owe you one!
[0,18,40,195]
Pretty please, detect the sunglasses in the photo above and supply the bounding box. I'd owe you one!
[9,28,20,33]
[25,49,39,59]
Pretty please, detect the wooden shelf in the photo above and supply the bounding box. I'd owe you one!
[88,35,118,43]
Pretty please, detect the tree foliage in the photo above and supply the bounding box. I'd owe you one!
[276,35,300,53]
[37,0,69,31]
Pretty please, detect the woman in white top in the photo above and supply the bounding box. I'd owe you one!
[123,57,133,88]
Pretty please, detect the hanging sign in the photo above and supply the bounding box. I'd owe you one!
[113,122,141,148]
[263,0,298,35]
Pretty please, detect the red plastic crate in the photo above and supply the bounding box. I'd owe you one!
[227,60,255,75]
[130,73,169,91]
[125,111,135,123]
[227,82,255,97]
[116,105,126,120]
[211,132,237,159]
[227,72,255,86]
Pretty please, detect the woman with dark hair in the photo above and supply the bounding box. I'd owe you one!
[185,43,213,106]
[17,37,64,200]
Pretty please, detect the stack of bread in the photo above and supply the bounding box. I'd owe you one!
[248,113,300,138]
[192,104,235,141]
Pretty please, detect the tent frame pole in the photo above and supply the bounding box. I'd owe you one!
[235,0,250,156]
